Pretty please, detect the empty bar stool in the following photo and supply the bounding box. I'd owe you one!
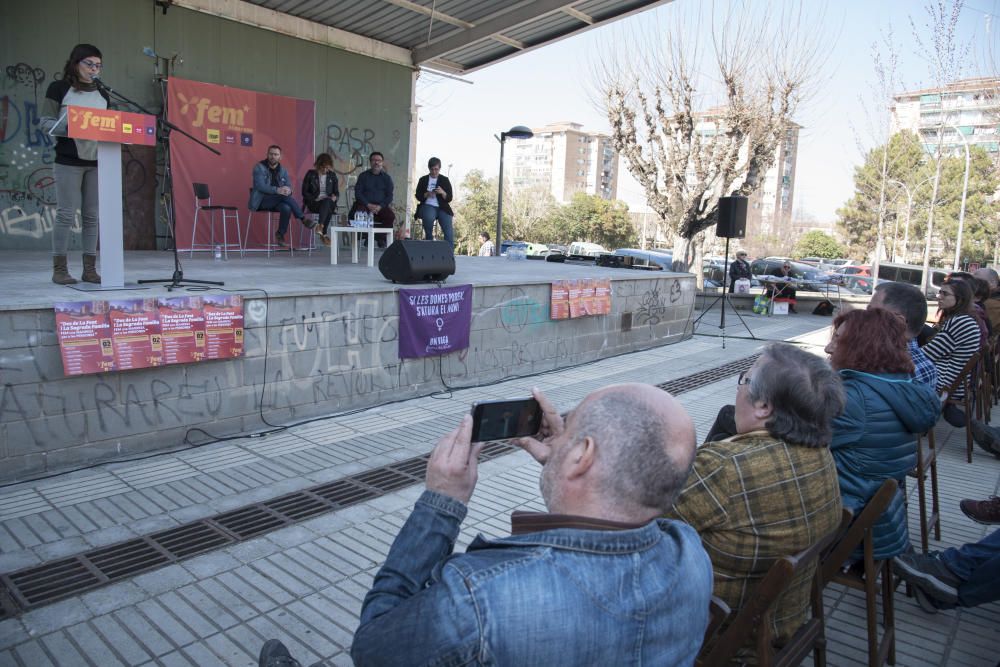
[190,183,241,258]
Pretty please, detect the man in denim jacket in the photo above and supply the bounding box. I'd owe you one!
[248,145,311,247]
[261,384,712,666]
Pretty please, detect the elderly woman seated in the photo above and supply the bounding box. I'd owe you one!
[827,308,941,559]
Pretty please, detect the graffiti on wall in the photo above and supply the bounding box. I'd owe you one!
[1,61,63,247]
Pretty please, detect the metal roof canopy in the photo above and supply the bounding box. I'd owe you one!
[191,0,672,75]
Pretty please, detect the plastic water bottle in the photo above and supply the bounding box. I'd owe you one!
[213,245,222,261]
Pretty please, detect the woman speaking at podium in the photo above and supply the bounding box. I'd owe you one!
[40,44,110,285]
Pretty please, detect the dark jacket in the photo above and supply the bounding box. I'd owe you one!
[414,174,454,216]
[729,258,752,283]
[248,160,291,211]
[830,370,940,559]
[354,168,394,208]
[301,169,339,208]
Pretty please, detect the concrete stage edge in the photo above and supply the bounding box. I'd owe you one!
[0,251,697,482]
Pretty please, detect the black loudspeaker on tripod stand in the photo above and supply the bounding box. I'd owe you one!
[692,196,756,347]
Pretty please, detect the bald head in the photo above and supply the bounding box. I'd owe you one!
[568,384,696,514]
[973,268,999,291]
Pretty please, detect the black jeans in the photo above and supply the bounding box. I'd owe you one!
[306,198,336,234]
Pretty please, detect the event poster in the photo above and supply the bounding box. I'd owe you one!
[167,78,315,251]
[158,297,207,364]
[54,296,243,376]
[550,279,611,320]
[203,295,245,360]
[397,285,473,359]
[54,301,114,375]
[550,281,570,320]
[108,298,162,370]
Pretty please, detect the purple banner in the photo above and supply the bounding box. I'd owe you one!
[398,285,473,358]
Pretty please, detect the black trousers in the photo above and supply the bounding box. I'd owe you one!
[305,198,336,234]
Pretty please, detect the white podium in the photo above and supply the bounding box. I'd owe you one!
[66,106,157,289]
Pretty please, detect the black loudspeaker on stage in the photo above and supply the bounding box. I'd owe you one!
[378,240,456,283]
[716,196,748,239]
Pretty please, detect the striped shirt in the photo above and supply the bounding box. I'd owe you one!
[923,314,981,398]
[666,432,842,658]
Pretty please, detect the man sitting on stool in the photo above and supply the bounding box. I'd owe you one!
[248,144,312,248]
[350,151,394,248]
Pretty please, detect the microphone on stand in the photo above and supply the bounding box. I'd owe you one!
[91,75,109,91]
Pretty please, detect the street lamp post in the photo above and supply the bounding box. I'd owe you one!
[888,175,935,264]
[495,125,533,255]
[947,123,971,271]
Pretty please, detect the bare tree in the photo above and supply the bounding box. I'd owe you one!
[593,1,826,274]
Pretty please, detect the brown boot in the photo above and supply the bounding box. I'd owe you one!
[81,254,101,283]
[52,255,78,285]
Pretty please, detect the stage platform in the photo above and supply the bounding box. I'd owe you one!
[0,250,697,482]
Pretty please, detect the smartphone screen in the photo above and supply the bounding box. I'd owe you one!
[470,398,542,442]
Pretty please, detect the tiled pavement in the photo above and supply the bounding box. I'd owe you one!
[1,307,998,666]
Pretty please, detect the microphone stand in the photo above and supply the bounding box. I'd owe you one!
[94,78,224,291]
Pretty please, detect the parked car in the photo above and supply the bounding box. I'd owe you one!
[750,258,834,292]
[567,241,607,258]
[875,262,949,297]
[546,244,568,256]
[612,248,674,270]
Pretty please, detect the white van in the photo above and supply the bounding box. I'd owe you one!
[567,242,607,258]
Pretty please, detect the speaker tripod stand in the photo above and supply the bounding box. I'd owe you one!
[691,198,756,348]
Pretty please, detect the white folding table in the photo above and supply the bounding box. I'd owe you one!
[329,225,394,266]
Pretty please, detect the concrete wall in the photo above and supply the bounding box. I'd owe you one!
[0,274,696,481]
[0,0,413,250]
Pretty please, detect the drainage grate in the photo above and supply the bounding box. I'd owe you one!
[311,479,376,507]
[351,467,418,493]
[4,557,101,608]
[0,354,755,616]
[212,506,288,540]
[151,522,232,559]
[657,354,759,395]
[265,492,331,522]
[87,538,170,580]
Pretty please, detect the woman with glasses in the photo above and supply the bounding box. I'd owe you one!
[40,44,110,285]
[923,280,982,426]
[826,308,940,559]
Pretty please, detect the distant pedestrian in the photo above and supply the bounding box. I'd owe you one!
[478,232,495,257]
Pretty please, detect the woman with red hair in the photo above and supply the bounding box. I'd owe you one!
[827,308,940,559]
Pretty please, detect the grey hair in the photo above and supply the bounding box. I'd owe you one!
[747,343,845,448]
[570,389,693,512]
[973,267,999,289]
[873,282,928,338]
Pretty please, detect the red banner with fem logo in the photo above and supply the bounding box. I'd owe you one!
[167,78,315,250]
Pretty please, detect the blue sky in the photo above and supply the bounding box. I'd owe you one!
[414,0,997,223]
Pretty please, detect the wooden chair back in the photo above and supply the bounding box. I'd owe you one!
[697,516,845,667]
[820,479,899,667]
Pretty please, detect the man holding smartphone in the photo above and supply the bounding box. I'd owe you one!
[259,384,711,667]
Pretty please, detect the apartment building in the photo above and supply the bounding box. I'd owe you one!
[508,122,618,202]
[692,108,800,241]
[891,77,1000,156]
